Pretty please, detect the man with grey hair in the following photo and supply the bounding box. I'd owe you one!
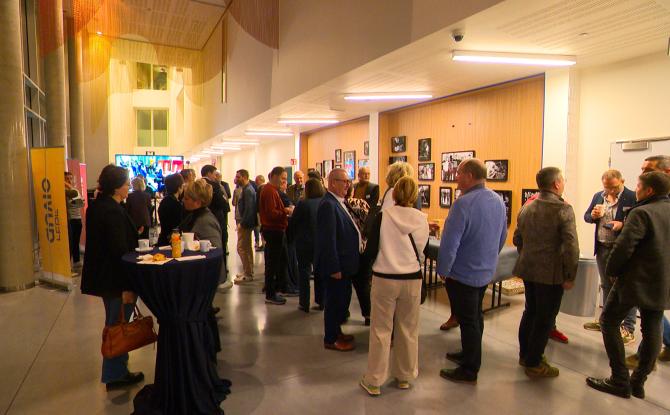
[582,169,637,342]
[287,170,305,204]
[514,166,579,378]
[437,158,507,384]
[353,166,379,208]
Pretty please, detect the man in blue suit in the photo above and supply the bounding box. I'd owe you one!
[316,168,362,351]
[582,169,637,342]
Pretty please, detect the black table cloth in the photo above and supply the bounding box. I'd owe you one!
[123,248,227,415]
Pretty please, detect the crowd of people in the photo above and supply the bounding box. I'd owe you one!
[71,153,670,402]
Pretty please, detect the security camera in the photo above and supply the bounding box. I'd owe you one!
[452,30,464,42]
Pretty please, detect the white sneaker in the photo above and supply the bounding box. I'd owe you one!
[218,280,234,291]
[234,275,254,284]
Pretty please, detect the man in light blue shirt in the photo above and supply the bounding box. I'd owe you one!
[437,158,507,384]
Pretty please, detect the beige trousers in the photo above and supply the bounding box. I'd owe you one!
[236,225,254,276]
[364,276,421,386]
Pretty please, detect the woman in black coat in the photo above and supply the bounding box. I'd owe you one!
[80,164,143,391]
[157,173,184,246]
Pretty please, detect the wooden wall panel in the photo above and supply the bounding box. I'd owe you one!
[379,76,545,244]
[304,117,370,178]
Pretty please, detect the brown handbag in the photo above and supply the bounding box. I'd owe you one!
[101,303,157,359]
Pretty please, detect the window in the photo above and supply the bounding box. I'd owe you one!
[136,62,168,90]
[137,109,168,147]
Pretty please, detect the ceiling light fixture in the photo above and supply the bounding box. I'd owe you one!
[277,119,339,125]
[344,93,433,101]
[452,50,576,66]
[211,145,242,150]
[219,140,261,145]
[96,31,103,36]
[202,150,226,155]
[245,131,294,137]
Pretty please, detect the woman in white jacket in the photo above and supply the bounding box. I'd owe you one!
[360,176,429,396]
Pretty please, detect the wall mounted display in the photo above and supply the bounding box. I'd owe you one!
[521,188,540,206]
[358,159,369,169]
[389,156,408,164]
[364,141,369,156]
[315,163,322,176]
[485,160,509,181]
[418,184,431,208]
[439,187,452,208]
[418,138,431,161]
[418,163,435,181]
[441,151,475,181]
[335,149,342,163]
[343,151,356,179]
[323,160,334,177]
[494,190,513,226]
[391,136,406,153]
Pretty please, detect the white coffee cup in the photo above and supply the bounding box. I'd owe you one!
[138,239,150,249]
[182,232,195,247]
[199,240,211,253]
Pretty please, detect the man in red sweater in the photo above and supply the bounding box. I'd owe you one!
[259,166,291,305]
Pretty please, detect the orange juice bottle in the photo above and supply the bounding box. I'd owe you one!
[171,229,182,258]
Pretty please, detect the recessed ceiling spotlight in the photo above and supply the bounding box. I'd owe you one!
[452,50,576,66]
[579,32,589,37]
[344,93,433,101]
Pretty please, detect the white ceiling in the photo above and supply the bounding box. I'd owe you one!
[187,0,670,155]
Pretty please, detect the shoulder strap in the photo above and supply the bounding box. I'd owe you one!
[408,233,421,265]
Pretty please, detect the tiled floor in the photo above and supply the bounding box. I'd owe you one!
[2,239,670,414]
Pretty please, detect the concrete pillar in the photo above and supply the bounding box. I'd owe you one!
[0,0,37,290]
[67,24,85,162]
[368,112,380,184]
[43,0,67,148]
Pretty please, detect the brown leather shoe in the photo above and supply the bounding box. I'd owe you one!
[440,318,459,331]
[338,333,354,343]
[324,341,355,351]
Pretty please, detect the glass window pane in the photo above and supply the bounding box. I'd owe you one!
[136,62,151,89]
[137,110,151,146]
[153,130,168,147]
[152,110,168,146]
[153,65,167,90]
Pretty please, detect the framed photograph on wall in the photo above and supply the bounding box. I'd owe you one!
[418,138,431,161]
[418,184,431,208]
[494,190,513,226]
[315,162,322,176]
[439,187,452,208]
[343,151,356,179]
[391,136,406,153]
[323,160,334,177]
[389,156,408,164]
[455,189,462,200]
[521,188,540,206]
[358,159,369,169]
[335,164,342,169]
[335,149,342,163]
[364,141,369,156]
[418,163,435,181]
[485,160,509,181]
[441,150,476,181]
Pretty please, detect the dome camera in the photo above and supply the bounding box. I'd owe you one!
[452,30,464,42]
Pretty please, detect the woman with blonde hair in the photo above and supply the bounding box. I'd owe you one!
[360,176,429,396]
[381,162,423,211]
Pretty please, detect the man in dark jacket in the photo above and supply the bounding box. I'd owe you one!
[202,165,230,285]
[286,170,305,204]
[353,166,379,208]
[233,169,256,283]
[587,171,670,399]
[582,169,637,341]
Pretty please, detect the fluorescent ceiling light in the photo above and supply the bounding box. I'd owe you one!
[452,50,576,66]
[344,93,432,101]
[245,130,294,137]
[202,150,226,155]
[219,140,261,145]
[278,119,339,125]
[211,145,242,150]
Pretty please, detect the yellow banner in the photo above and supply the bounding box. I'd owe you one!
[31,147,72,288]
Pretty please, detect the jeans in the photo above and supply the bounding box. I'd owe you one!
[601,285,663,386]
[262,230,286,299]
[664,316,670,348]
[518,281,564,367]
[68,218,82,263]
[324,275,352,344]
[101,297,135,383]
[596,244,636,331]
[444,278,487,375]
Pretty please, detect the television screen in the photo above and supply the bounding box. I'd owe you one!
[115,154,184,193]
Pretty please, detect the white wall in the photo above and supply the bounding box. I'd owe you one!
[543,69,569,171]
[573,52,670,254]
[217,138,296,185]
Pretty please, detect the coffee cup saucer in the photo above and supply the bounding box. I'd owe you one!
[135,247,153,253]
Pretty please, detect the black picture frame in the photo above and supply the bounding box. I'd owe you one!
[441,151,476,181]
[364,141,369,156]
[343,151,356,180]
[391,136,406,153]
[418,162,435,181]
[439,187,452,208]
[494,190,513,226]
[323,160,334,177]
[485,160,509,181]
[418,138,431,161]
[335,149,342,163]
[389,155,408,164]
[521,188,540,206]
[418,184,430,208]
